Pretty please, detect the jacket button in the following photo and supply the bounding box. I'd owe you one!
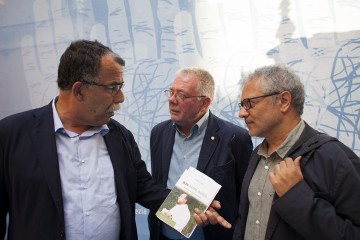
[59,230,65,238]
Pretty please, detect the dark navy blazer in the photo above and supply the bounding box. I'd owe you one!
[0,101,169,240]
[233,123,360,240]
[148,111,253,240]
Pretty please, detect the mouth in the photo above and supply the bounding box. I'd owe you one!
[169,108,180,114]
[244,120,252,127]
[107,104,121,113]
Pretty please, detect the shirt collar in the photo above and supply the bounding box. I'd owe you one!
[173,110,209,136]
[258,119,305,158]
[52,97,109,137]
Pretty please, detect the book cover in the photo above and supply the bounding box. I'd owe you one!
[156,167,221,238]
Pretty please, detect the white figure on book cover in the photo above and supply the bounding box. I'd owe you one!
[161,193,191,232]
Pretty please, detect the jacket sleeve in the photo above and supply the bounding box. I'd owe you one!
[0,140,8,239]
[231,130,253,201]
[117,124,170,210]
[0,121,9,239]
[273,141,360,240]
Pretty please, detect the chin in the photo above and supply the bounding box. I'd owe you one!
[170,116,179,122]
[101,115,113,124]
[247,128,258,137]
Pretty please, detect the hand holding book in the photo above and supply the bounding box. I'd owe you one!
[193,200,232,229]
[156,167,222,238]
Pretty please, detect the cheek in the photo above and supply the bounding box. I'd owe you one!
[183,105,198,117]
[86,98,111,114]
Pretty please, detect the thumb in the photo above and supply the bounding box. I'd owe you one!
[294,156,302,167]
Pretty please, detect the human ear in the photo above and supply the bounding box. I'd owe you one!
[72,82,84,100]
[279,91,292,112]
[201,97,211,112]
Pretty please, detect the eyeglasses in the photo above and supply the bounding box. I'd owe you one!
[82,81,125,97]
[164,89,206,101]
[238,92,280,110]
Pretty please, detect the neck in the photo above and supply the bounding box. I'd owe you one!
[266,116,301,155]
[178,126,191,137]
[56,92,91,134]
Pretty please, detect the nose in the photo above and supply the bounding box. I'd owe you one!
[113,89,125,103]
[169,94,178,104]
[238,107,248,118]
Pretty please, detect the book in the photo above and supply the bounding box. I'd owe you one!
[156,167,221,238]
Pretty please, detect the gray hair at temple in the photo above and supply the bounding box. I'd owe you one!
[242,65,305,116]
[176,67,215,101]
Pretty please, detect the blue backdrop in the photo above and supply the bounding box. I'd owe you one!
[1,0,359,239]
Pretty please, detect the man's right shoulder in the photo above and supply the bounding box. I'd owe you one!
[1,108,36,125]
[152,120,172,131]
[0,105,50,131]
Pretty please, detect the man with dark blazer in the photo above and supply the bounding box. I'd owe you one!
[233,65,360,240]
[195,65,360,240]
[148,67,253,240]
[0,40,170,240]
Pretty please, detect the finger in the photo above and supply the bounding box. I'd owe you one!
[294,156,302,166]
[274,162,281,172]
[206,210,232,229]
[279,159,289,167]
[209,200,221,210]
[193,215,206,227]
[284,157,294,166]
[193,209,207,227]
[206,210,218,225]
[205,210,218,224]
[218,217,232,229]
[268,171,276,183]
[193,208,210,226]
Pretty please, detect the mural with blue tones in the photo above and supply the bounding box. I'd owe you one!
[1,0,359,239]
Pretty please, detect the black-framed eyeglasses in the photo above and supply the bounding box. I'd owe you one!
[82,81,125,97]
[238,92,280,110]
[164,89,206,101]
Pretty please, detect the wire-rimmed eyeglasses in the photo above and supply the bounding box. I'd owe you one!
[82,81,125,97]
[164,89,206,101]
[238,92,280,110]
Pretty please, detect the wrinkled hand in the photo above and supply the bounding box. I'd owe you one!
[193,200,232,229]
[269,156,303,197]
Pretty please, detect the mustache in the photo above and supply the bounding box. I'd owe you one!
[106,103,121,113]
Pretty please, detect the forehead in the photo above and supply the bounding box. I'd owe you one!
[99,55,123,77]
[241,77,263,98]
[172,74,198,91]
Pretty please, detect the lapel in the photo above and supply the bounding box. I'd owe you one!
[31,102,64,221]
[161,123,176,185]
[197,112,220,172]
[98,121,131,240]
[285,123,319,158]
[265,123,318,238]
[103,122,127,191]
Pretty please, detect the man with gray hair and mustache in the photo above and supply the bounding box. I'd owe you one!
[0,39,172,240]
